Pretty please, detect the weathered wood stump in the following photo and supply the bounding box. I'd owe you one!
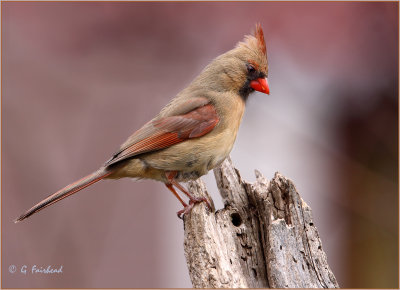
[183,157,339,288]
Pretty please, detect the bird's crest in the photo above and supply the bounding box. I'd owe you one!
[237,24,267,57]
[254,24,266,55]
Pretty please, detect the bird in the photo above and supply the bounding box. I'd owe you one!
[15,24,269,223]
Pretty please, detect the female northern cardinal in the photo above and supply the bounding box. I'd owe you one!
[15,24,269,222]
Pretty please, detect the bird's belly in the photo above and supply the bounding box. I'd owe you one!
[142,128,236,181]
[172,153,224,182]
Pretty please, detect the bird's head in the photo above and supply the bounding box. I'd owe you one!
[211,24,269,101]
[189,24,269,102]
[236,24,269,100]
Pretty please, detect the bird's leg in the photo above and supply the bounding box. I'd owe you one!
[170,179,212,210]
[165,183,188,207]
[165,183,194,219]
[165,171,212,219]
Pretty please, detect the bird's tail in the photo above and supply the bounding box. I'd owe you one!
[14,168,113,223]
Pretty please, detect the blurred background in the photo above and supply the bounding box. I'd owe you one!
[2,2,398,288]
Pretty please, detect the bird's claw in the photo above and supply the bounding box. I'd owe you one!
[177,203,194,219]
[176,196,212,219]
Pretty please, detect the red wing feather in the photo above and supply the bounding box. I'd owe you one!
[106,103,219,166]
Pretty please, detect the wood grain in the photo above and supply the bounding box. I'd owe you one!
[183,157,339,288]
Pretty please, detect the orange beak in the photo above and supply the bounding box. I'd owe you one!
[250,77,269,95]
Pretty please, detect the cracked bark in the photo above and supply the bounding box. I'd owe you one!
[183,157,339,288]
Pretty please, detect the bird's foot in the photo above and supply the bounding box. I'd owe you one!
[177,203,194,219]
[176,196,212,219]
[191,196,212,211]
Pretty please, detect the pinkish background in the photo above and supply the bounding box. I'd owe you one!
[2,2,398,288]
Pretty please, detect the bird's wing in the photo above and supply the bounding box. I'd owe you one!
[105,97,219,167]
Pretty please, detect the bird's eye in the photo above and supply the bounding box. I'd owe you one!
[246,64,256,74]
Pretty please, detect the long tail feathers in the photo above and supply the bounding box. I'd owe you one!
[14,168,113,223]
